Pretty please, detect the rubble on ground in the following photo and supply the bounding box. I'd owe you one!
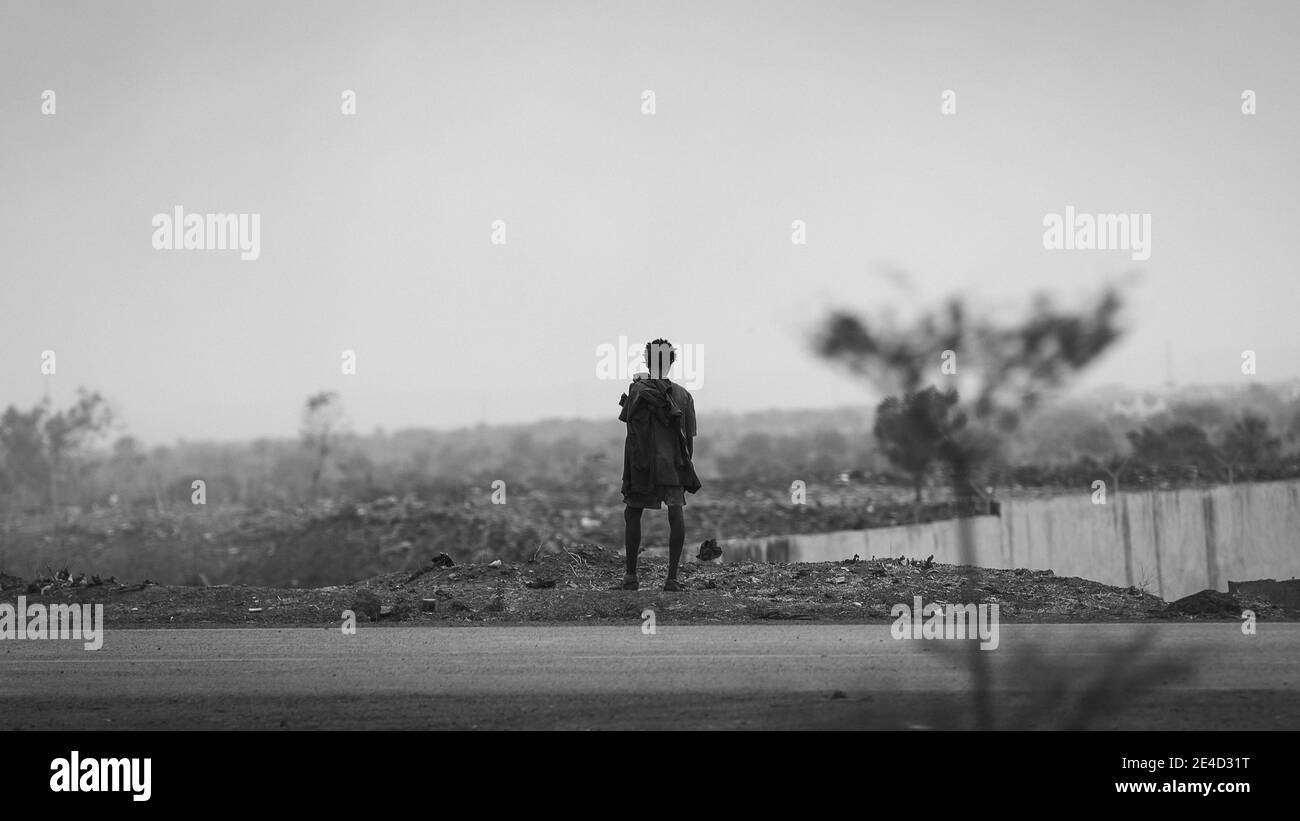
[4,543,1290,627]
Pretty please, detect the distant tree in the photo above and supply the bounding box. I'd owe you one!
[1014,404,1097,464]
[1126,422,1216,481]
[106,435,148,504]
[808,429,849,479]
[951,424,1007,510]
[1071,419,1133,495]
[1215,413,1280,483]
[301,392,345,498]
[0,389,113,512]
[1240,383,1289,428]
[1167,401,1230,432]
[1285,408,1300,451]
[146,444,174,512]
[874,387,964,521]
[0,405,49,508]
[45,390,115,510]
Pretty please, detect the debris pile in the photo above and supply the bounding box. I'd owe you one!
[697,538,722,562]
[3,545,1289,627]
[19,567,119,596]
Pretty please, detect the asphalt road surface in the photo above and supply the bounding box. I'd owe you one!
[1,624,1296,729]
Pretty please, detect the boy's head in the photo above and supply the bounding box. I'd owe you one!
[645,338,676,379]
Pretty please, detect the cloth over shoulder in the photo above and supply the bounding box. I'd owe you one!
[618,378,701,499]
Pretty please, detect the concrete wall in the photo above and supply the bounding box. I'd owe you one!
[720,480,1300,601]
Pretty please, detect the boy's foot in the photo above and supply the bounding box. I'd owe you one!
[618,573,639,590]
[663,577,685,592]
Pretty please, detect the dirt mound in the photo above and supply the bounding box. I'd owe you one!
[1163,589,1241,618]
[3,544,1260,627]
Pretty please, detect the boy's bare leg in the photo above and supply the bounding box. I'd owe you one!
[665,504,685,588]
[621,506,642,588]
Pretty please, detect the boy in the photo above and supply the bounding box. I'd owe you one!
[617,338,700,591]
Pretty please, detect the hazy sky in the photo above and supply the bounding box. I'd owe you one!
[2,0,1298,443]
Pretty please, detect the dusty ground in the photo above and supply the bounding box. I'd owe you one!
[2,544,1294,627]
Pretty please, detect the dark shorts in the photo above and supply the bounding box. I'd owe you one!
[623,485,686,509]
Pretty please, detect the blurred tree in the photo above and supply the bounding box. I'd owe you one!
[1072,419,1133,495]
[1127,423,1216,481]
[1284,407,1300,451]
[815,285,1125,729]
[0,389,113,512]
[951,424,1008,512]
[0,405,49,509]
[1167,401,1230,433]
[336,443,377,496]
[818,290,1122,427]
[1215,413,1280,483]
[1014,404,1097,464]
[301,391,345,499]
[147,444,174,512]
[874,387,964,521]
[107,435,148,504]
[808,429,849,479]
[45,389,115,511]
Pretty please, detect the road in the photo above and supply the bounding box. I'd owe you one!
[1,624,1296,729]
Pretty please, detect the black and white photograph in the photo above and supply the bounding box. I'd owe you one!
[0,0,1295,803]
